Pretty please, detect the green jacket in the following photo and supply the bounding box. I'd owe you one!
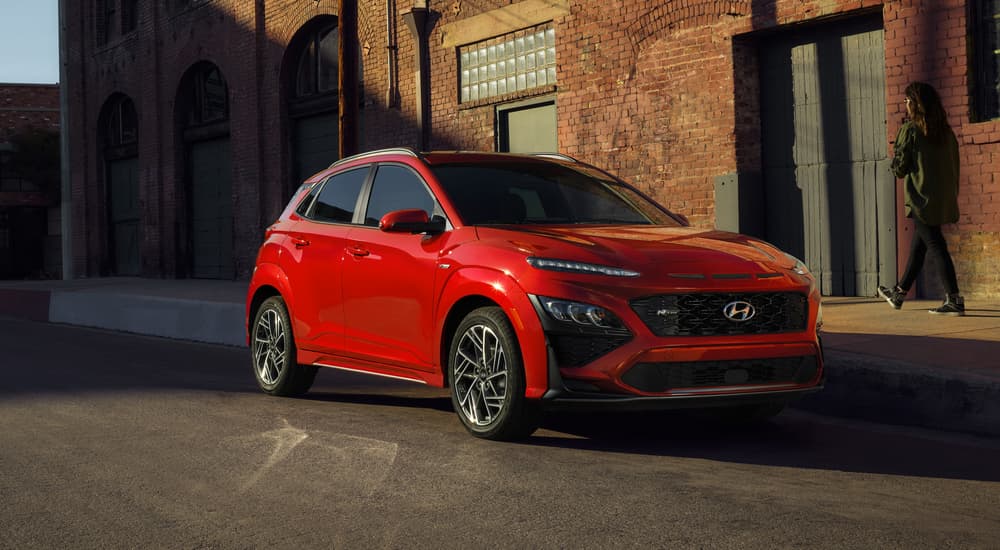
[890,120,960,225]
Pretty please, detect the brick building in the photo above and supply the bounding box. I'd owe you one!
[0,84,61,278]
[65,0,999,299]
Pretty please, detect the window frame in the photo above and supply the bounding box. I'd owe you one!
[97,0,116,45]
[122,0,138,34]
[301,166,372,225]
[971,0,1000,121]
[181,64,230,129]
[294,24,340,100]
[359,162,445,228]
[104,96,139,160]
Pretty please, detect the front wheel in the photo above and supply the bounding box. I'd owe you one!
[251,296,317,396]
[448,307,540,440]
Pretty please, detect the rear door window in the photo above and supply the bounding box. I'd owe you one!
[307,167,370,223]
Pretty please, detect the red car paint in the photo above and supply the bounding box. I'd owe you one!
[247,149,823,411]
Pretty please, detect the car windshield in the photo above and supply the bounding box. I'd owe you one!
[430,162,681,226]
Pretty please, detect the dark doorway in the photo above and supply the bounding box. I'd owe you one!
[179,62,233,279]
[102,94,140,276]
[759,15,893,296]
[108,158,139,275]
[0,207,46,278]
[188,138,233,279]
[293,112,339,185]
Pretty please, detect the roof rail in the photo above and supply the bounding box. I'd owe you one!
[531,152,579,163]
[327,147,420,169]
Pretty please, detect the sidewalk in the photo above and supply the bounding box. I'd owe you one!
[2,278,998,437]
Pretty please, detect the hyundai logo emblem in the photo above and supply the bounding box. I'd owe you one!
[723,301,755,322]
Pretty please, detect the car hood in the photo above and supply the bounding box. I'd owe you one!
[477,225,797,274]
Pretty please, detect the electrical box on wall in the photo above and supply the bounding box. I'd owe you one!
[714,171,763,238]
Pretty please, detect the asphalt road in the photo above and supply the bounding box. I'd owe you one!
[2,318,999,549]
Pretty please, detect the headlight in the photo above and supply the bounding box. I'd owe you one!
[527,257,640,277]
[537,296,625,330]
[784,252,809,276]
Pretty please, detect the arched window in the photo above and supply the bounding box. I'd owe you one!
[181,63,229,128]
[176,62,233,279]
[295,25,339,99]
[104,95,138,156]
[286,19,342,193]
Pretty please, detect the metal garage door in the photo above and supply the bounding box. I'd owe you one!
[189,138,233,279]
[760,15,894,296]
[108,157,140,276]
[293,112,339,183]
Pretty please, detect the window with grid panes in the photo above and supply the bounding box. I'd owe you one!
[459,25,556,103]
[972,0,1000,120]
[122,0,138,33]
[97,0,115,44]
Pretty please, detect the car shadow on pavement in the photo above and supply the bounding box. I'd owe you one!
[299,379,1000,483]
[528,409,1000,482]
[6,319,996,483]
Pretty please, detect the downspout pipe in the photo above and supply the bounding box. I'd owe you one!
[386,0,398,108]
[58,0,73,279]
[403,4,428,150]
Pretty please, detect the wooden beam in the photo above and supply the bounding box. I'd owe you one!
[339,0,359,158]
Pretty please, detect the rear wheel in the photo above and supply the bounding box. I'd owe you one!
[448,307,540,440]
[251,296,317,396]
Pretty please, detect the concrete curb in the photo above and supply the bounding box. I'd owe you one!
[797,349,1000,438]
[3,283,997,437]
[48,290,246,347]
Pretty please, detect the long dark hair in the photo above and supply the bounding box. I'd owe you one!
[905,81,950,143]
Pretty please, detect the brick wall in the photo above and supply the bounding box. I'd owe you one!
[0,84,60,140]
[414,0,998,299]
[67,0,1000,299]
[884,1,1000,298]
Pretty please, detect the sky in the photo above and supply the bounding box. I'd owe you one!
[0,0,60,84]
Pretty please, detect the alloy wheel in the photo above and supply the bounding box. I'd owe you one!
[253,308,286,385]
[453,323,509,427]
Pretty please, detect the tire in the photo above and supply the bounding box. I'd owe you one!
[251,296,317,396]
[448,307,540,440]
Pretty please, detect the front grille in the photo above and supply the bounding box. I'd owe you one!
[622,356,818,393]
[630,292,808,336]
[550,334,630,367]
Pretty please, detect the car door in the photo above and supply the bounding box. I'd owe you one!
[341,163,447,372]
[284,166,370,354]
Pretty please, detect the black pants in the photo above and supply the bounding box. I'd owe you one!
[898,218,959,295]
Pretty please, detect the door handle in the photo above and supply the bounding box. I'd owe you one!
[348,245,370,257]
[291,237,310,248]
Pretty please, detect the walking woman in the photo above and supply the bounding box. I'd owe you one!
[878,81,964,316]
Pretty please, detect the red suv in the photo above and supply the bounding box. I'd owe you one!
[247,148,823,440]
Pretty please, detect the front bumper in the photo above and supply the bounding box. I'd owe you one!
[538,340,825,411]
